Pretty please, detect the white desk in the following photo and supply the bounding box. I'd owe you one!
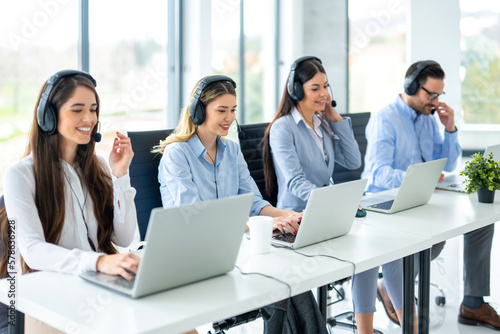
[360,189,500,244]
[360,189,500,334]
[0,222,431,334]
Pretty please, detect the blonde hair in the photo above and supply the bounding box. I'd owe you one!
[152,76,236,153]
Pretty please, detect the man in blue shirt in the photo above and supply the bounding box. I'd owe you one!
[362,60,499,330]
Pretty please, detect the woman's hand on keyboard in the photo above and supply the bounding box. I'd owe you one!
[96,252,141,280]
[272,212,302,235]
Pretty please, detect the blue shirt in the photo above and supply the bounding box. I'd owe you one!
[269,111,362,211]
[158,134,270,216]
[362,95,461,193]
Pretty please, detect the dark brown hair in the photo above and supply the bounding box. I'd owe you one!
[405,61,445,86]
[262,58,325,197]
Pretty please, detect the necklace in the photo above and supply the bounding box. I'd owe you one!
[298,107,321,138]
[206,150,216,165]
[303,115,322,140]
[205,150,219,199]
[62,167,97,252]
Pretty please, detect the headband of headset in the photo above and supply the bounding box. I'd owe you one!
[188,75,237,125]
[287,56,322,102]
[403,60,440,96]
[37,69,97,135]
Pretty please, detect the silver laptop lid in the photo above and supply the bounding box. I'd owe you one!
[132,193,253,297]
[389,158,447,213]
[362,158,447,214]
[484,144,500,161]
[285,179,367,249]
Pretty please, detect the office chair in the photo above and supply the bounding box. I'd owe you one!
[127,129,173,240]
[0,195,24,334]
[331,112,370,184]
[238,122,277,206]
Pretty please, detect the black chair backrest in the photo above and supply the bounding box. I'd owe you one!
[128,130,173,240]
[332,112,371,183]
[238,123,277,206]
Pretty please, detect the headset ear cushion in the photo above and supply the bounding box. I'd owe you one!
[193,103,205,125]
[293,82,304,102]
[405,79,417,96]
[42,104,58,135]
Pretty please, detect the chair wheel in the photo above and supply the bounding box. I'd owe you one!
[435,296,446,306]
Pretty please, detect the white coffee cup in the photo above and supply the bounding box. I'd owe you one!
[247,216,273,254]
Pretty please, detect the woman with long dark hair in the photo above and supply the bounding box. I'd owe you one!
[2,70,140,332]
[262,57,405,334]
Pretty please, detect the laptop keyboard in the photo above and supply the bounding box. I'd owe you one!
[273,233,296,243]
[369,199,394,210]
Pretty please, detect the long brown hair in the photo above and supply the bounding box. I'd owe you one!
[0,201,8,278]
[1,74,116,275]
[262,58,325,197]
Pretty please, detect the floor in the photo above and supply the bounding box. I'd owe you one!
[197,217,500,334]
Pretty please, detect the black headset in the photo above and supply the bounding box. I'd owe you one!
[37,69,97,135]
[403,60,440,96]
[188,75,237,126]
[287,56,337,107]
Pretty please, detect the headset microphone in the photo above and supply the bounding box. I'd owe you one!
[328,83,337,108]
[94,121,102,142]
[233,119,245,140]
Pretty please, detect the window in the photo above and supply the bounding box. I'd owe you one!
[348,0,408,114]
[89,0,168,136]
[460,1,500,124]
[0,0,78,193]
[211,0,277,124]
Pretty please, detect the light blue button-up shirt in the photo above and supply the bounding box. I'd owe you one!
[158,134,270,216]
[269,110,362,211]
[362,95,461,193]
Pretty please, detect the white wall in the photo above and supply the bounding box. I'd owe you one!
[408,0,462,128]
[280,0,349,112]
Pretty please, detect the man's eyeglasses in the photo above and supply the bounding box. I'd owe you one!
[419,85,445,100]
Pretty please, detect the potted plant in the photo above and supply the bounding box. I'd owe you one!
[459,152,500,203]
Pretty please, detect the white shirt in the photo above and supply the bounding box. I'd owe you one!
[3,154,138,275]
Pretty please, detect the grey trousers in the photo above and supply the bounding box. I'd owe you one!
[413,223,494,297]
[464,224,494,297]
[261,291,328,334]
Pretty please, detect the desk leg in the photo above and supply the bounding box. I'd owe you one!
[317,285,328,321]
[418,249,431,334]
[8,310,24,334]
[403,255,415,334]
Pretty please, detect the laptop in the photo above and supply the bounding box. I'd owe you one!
[80,193,253,298]
[436,144,500,193]
[361,158,447,214]
[271,178,367,249]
